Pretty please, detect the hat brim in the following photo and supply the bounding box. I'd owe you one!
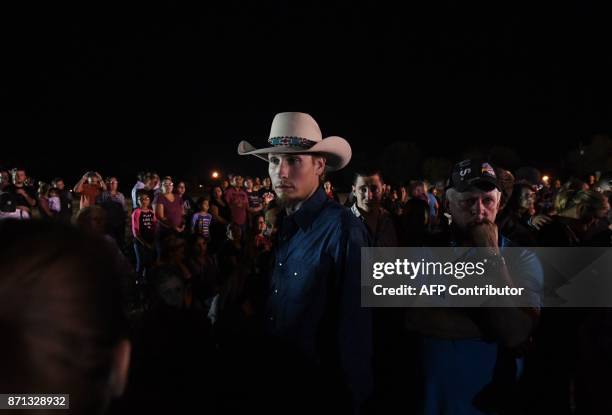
[453,178,501,193]
[237,136,352,172]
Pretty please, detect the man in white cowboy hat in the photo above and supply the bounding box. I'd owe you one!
[238,112,373,413]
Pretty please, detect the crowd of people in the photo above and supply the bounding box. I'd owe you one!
[0,161,612,413]
[1,140,611,413]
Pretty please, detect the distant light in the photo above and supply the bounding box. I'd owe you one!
[199,184,203,188]
[212,171,219,179]
[542,175,549,182]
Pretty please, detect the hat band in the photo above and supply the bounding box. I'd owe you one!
[268,136,316,149]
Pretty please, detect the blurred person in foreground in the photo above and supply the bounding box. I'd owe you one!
[0,220,130,415]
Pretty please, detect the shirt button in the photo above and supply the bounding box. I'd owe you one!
[274,289,279,294]
[293,272,298,276]
[278,262,283,267]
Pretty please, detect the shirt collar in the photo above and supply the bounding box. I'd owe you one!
[351,203,362,219]
[290,186,328,231]
[351,203,385,219]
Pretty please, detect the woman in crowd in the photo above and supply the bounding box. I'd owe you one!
[153,177,185,246]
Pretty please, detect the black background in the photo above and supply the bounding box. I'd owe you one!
[2,1,611,186]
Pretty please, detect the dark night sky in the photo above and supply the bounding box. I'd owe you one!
[2,2,611,186]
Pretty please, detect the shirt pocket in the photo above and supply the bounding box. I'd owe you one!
[283,258,321,303]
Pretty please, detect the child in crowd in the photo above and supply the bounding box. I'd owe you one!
[191,196,213,241]
[132,191,157,280]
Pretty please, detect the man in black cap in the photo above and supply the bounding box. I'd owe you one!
[406,159,543,415]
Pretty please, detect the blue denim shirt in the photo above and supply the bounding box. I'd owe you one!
[265,187,373,407]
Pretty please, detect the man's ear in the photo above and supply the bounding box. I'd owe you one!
[313,156,326,177]
[110,339,131,397]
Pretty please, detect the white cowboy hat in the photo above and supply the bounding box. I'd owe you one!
[237,112,352,171]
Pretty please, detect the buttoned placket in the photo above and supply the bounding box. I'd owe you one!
[268,214,299,324]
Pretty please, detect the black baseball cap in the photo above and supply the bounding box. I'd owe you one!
[446,159,501,192]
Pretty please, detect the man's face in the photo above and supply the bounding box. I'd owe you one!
[448,188,501,230]
[268,154,324,206]
[232,176,244,188]
[263,177,271,188]
[245,179,253,190]
[88,176,99,186]
[323,181,332,192]
[257,215,266,233]
[14,170,26,185]
[265,208,279,237]
[520,187,536,211]
[176,182,186,195]
[411,184,425,199]
[54,180,65,190]
[354,175,383,212]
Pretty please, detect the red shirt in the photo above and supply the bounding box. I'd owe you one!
[79,183,102,209]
